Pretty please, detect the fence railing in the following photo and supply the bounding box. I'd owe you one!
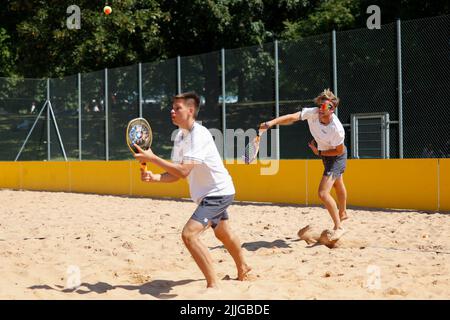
[0,15,448,162]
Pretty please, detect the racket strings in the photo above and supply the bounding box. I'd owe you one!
[244,137,260,164]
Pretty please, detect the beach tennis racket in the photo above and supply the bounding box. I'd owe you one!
[126,117,152,171]
[243,127,266,164]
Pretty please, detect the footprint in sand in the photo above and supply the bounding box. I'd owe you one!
[297,224,367,249]
[222,273,258,281]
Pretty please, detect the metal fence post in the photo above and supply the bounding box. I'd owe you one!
[332,30,338,118]
[274,40,280,160]
[105,68,109,161]
[221,48,227,159]
[177,55,181,94]
[396,19,404,158]
[47,78,51,161]
[138,63,143,118]
[78,73,82,160]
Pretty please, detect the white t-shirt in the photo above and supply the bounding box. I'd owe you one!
[171,122,235,204]
[300,107,345,151]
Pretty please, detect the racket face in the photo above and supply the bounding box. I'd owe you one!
[126,118,152,154]
[243,125,268,164]
[244,136,260,164]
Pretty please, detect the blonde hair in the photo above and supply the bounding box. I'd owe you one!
[313,88,339,108]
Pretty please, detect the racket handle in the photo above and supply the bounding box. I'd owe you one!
[140,162,148,171]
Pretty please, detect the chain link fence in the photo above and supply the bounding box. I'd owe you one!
[0,78,47,160]
[337,22,398,159]
[0,15,448,161]
[49,75,78,160]
[142,58,177,160]
[181,51,223,134]
[279,34,331,159]
[224,43,275,160]
[402,15,450,158]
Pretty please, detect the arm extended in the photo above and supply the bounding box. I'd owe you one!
[262,111,301,129]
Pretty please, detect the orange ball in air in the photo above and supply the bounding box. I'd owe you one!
[103,5,112,15]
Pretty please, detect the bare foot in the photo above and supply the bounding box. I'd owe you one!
[330,227,347,241]
[207,285,220,290]
[340,212,349,221]
[206,283,220,290]
[198,286,221,294]
[237,265,252,281]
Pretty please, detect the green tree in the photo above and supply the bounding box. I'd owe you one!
[159,0,267,119]
[281,0,359,39]
[357,0,449,25]
[0,28,14,76]
[11,0,163,77]
[158,0,318,117]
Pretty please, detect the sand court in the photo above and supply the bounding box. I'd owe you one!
[0,189,449,299]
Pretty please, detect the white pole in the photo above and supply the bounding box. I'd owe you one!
[396,19,404,158]
[138,63,143,118]
[332,30,338,117]
[177,56,181,94]
[221,48,227,159]
[47,78,51,160]
[105,68,109,161]
[78,73,82,160]
[274,40,280,160]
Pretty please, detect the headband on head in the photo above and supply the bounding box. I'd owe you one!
[320,100,335,112]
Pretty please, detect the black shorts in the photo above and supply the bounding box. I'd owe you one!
[191,194,234,228]
[321,147,347,179]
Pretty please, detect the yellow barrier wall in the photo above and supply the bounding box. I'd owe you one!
[0,162,22,189]
[130,161,190,199]
[22,162,71,192]
[439,159,450,211]
[70,161,131,195]
[226,160,307,204]
[345,159,439,211]
[306,160,324,205]
[0,159,447,211]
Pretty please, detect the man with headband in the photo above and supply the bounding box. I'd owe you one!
[260,89,348,240]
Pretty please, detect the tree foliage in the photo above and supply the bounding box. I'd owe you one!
[3,0,163,77]
[0,28,14,76]
[0,0,447,77]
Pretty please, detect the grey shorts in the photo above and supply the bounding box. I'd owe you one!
[321,147,347,179]
[191,194,234,228]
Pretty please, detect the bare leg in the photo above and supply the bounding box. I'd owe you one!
[214,219,251,280]
[182,219,218,288]
[333,175,348,221]
[318,175,341,230]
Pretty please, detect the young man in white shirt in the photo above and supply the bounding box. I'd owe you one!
[260,89,348,241]
[133,92,251,289]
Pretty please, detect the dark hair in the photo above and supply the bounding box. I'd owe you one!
[173,91,200,118]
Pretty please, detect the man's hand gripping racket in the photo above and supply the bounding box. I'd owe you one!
[243,123,269,164]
